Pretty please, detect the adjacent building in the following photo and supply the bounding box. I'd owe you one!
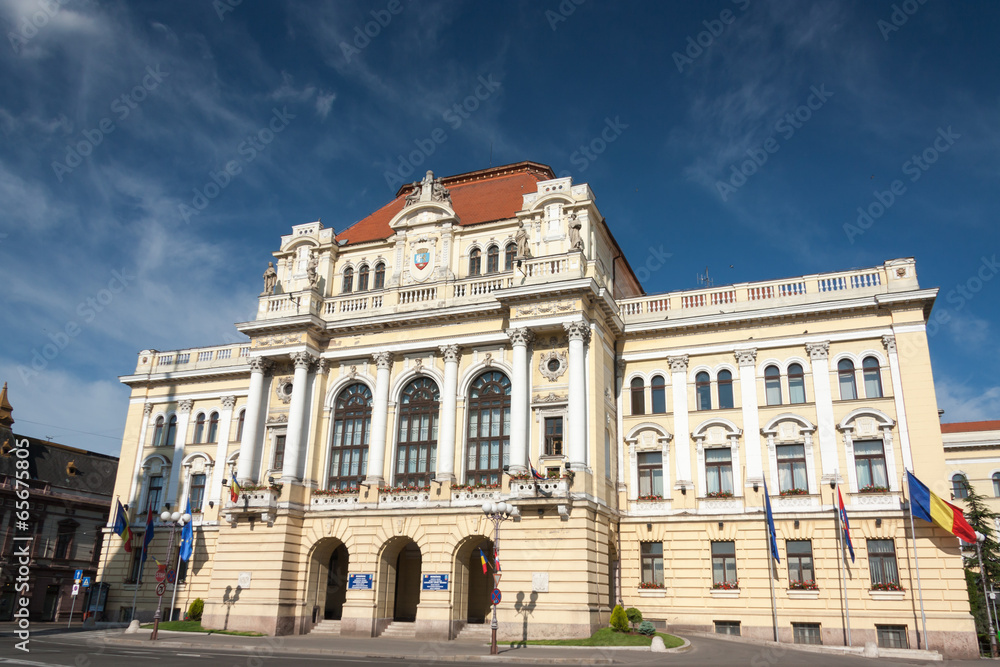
[98,162,976,656]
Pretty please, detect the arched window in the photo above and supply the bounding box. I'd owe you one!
[486,245,499,273]
[863,357,882,398]
[788,363,806,404]
[342,267,354,293]
[193,413,206,443]
[630,378,645,415]
[329,383,372,491]
[838,359,857,400]
[469,249,482,276]
[696,372,711,411]
[165,415,178,447]
[207,411,220,443]
[466,371,511,486]
[153,416,165,447]
[357,265,370,292]
[952,473,969,499]
[718,370,734,409]
[374,262,386,290]
[395,377,440,488]
[993,472,1000,498]
[651,375,666,414]
[765,365,782,406]
[236,409,245,443]
[504,243,516,270]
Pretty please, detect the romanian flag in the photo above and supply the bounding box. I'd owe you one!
[478,548,490,574]
[529,463,546,481]
[112,500,132,553]
[837,487,855,563]
[907,471,976,542]
[141,507,155,563]
[230,477,242,503]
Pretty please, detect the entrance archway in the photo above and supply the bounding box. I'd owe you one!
[376,537,422,628]
[306,538,348,626]
[452,535,493,628]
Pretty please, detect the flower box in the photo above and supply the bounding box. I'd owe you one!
[637,494,664,501]
[869,589,905,601]
[779,488,808,496]
[858,485,890,494]
[637,588,666,598]
[712,581,739,590]
[787,589,820,600]
[705,491,734,499]
[788,580,818,590]
[870,582,904,592]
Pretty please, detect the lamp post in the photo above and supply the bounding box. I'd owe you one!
[150,510,190,640]
[482,501,518,656]
[975,532,998,658]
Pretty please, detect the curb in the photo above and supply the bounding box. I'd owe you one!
[684,631,942,661]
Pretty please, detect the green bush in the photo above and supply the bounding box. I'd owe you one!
[626,607,643,628]
[638,620,656,636]
[187,598,204,622]
[610,604,629,633]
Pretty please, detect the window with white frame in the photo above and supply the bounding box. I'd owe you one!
[717,370,734,409]
[838,359,857,400]
[862,356,883,398]
[650,375,666,414]
[705,448,733,496]
[764,365,782,406]
[993,472,1000,497]
[788,363,806,404]
[193,413,206,443]
[952,473,969,499]
[696,372,712,411]
[630,377,645,415]
[854,440,888,492]
[776,445,807,494]
[207,411,219,443]
[637,451,663,498]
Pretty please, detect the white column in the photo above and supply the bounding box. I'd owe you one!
[736,349,763,487]
[668,355,692,489]
[564,321,590,469]
[365,351,393,486]
[882,335,914,470]
[281,351,316,483]
[237,357,271,483]
[165,400,193,509]
[210,396,235,504]
[806,341,839,484]
[179,465,192,510]
[507,329,534,474]
[436,344,461,482]
[616,358,626,487]
[127,403,153,510]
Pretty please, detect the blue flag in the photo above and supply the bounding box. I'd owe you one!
[838,487,856,563]
[141,507,155,563]
[763,481,780,563]
[179,499,194,563]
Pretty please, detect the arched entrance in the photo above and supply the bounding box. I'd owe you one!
[376,537,422,628]
[452,535,493,629]
[306,538,348,626]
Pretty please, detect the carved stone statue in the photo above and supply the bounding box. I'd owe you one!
[306,252,320,288]
[431,178,451,205]
[568,212,584,250]
[515,221,531,259]
[262,262,277,295]
[404,182,421,206]
[402,170,451,207]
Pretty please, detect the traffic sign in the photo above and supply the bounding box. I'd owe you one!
[74,569,83,580]
[71,584,80,597]
[167,570,176,584]
[490,588,502,605]
[81,577,91,588]
[155,565,167,583]
[155,582,166,597]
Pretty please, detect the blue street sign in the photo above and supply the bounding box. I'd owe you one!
[347,574,373,590]
[422,574,449,591]
[74,569,83,580]
[491,588,502,605]
[81,577,91,588]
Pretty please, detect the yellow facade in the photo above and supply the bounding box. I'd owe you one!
[98,162,976,657]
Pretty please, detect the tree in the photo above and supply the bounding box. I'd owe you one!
[610,604,629,633]
[626,607,643,630]
[957,480,1000,638]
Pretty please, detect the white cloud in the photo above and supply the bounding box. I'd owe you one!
[936,376,1000,424]
[315,91,336,120]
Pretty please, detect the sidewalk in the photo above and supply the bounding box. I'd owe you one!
[50,627,674,664]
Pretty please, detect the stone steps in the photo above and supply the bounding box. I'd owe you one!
[380,621,418,638]
[310,619,341,635]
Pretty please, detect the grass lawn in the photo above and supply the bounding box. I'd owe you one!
[526,627,684,647]
[140,620,264,636]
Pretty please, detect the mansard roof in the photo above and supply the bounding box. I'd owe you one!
[335,161,555,245]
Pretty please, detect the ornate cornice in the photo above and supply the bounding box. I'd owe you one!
[805,341,830,361]
[439,344,461,363]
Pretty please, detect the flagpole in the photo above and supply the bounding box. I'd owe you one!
[904,471,929,649]
[834,488,852,646]
[95,496,118,621]
[169,536,184,622]
[763,487,778,642]
[130,513,145,623]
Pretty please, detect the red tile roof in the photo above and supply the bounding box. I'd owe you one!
[335,162,555,245]
[941,420,1000,434]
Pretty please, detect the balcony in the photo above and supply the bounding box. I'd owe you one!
[223,488,279,527]
[509,478,569,499]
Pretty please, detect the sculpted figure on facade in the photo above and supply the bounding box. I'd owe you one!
[404,170,452,207]
[262,262,277,295]
[306,252,320,289]
[568,212,584,251]
[515,221,531,259]
[404,183,421,206]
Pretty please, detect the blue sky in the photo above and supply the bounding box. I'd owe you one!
[1,0,997,456]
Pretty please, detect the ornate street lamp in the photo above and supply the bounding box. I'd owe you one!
[150,510,191,640]
[482,501,518,655]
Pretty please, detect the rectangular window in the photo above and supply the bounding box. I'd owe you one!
[786,540,814,587]
[54,527,75,560]
[650,381,666,414]
[630,382,645,415]
[793,623,822,645]
[146,475,163,513]
[711,541,737,587]
[641,542,664,587]
[637,452,663,498]
[854,440,888,491]
[876,625,908,649]
[188,474,206,512]
[867,539,899,588]
[776,445,807,493]
[127,536,143,583]
[705,448,733,495]
[544,417,563,457]
[273,434,286,471]
[715,621,741,636]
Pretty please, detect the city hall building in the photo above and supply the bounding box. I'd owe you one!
[99,161,975,656]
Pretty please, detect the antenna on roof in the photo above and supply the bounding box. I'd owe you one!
[697,267,713,288]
